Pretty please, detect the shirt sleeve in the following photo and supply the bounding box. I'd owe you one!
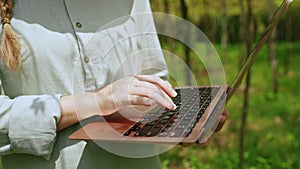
[0,93,61,160]
[132,0,169,80]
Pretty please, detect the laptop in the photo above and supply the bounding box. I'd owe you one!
[69,0,292,144]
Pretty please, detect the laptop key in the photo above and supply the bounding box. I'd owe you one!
[134,125,153,136]
[123,130,131,136]
[170,129,184,137]
[145,127,162,137]
[182,128,193,137]
[130,122,141,131]
[157,131,169,137]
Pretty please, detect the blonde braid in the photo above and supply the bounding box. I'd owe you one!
[0,0,20,71]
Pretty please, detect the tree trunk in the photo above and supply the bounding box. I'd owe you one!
[284,5,292,75]
[180,0,191,85]
[239,0,255,168]
[158,0,169,44]
[239,0,247,67]
[267,0,279,95]
[221,0,228,66]
[238,1,246,167]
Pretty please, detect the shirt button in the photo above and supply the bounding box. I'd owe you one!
[76,22,82,28]
[84,56,89,63]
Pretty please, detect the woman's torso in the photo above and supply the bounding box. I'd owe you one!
[0,0,166,168]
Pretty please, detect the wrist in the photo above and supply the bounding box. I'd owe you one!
[58,93,99,130]
[94,86,117,116]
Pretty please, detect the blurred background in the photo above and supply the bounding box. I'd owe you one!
[150,0,300,168]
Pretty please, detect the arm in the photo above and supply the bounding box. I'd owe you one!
[58,75,177,130]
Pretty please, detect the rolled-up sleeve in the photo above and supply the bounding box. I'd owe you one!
[0,94,61,160]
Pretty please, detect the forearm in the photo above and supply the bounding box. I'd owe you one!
[58,93,97,130]
[57,90,117,131]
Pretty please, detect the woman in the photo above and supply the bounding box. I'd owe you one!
[0,0,228,168]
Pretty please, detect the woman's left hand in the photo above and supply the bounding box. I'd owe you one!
[214,109,229,132]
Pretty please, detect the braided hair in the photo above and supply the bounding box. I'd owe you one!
[0,0,20,71]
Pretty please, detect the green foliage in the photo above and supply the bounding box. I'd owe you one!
[151,0,300,42]
[159,42,300,169]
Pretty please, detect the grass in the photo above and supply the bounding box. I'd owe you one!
[159,42,300,169]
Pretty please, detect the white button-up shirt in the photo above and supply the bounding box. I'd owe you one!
[0,0,167,168]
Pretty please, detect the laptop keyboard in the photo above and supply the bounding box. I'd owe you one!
[123,86,220,138]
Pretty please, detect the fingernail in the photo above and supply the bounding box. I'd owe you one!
[171,90,177,97]
[169,103,177,110]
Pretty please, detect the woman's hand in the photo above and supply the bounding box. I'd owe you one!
[214,109,229,132]
[96,75,178,116]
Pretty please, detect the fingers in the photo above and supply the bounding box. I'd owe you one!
[108,75,177,110]
[132,80,174,103]
[129,85,176,110]
[214,109,229,132]
[128,75,177,110]
[134,75,177,98]
[129,95,156,106]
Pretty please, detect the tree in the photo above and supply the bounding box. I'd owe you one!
[284,4,292,75]
[180,0,192,85]
[221,0,228,66]
[267,0,279,95]
[239,0,256,168]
